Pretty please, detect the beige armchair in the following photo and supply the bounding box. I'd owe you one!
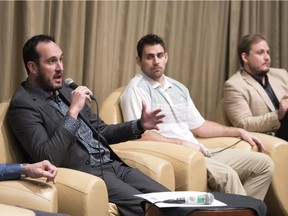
[214,98,288,216]
[100,87,288,216]
[100,87,207,192]
[0,99,58,214]
[0,99,175,216]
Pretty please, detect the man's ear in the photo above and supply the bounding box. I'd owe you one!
[136,56,141,66]
[164,52,168,63]
[27,61,37,74]
[241,52,248,64]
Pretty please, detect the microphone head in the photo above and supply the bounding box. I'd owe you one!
[64,78,78,90]
[64,78,74,88]
[203,193,214,205]
[63,78,95,101]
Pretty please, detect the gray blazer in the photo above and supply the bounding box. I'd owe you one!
[7,82,137,174]
[223,68,288,133]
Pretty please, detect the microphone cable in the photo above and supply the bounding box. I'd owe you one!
[143,201,162,216]
[91,95,105,181]
[210,138,243,156]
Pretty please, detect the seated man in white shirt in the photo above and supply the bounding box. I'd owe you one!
[120,33,274,201]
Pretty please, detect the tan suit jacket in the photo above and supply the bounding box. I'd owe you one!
[223,68,288,133]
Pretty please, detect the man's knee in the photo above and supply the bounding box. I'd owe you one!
[208,167,242,193]
[259,154,274,178]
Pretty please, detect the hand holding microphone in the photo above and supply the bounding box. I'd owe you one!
[64,78,95,118]
[64,78,95,100]
[181,141,211,157]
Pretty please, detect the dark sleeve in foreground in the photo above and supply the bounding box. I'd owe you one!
[0,164,21,180]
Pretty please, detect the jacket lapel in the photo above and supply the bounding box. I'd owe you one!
[242,70,276,111]
[268,73,284,101]
[26,90,63,123]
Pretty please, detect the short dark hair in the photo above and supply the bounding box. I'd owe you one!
[137,34,166,59]
[22,34,55,73]
[238,33,267,66]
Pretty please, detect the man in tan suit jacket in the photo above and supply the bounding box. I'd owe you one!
[224,33,288,141]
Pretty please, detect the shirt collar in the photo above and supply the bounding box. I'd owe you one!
[140,71,172,91]
[24,79,59,100]
[242,68,269,87]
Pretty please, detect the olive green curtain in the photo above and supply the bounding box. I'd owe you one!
[1,1,287,119]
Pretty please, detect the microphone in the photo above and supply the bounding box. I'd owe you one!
[64,78,95,100]
[162,193,214,205]
[204,148,211,158]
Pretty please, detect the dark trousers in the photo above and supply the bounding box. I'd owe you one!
[91,161,266,216]
[93,160,170,216]
[93,160,191,216]
[276,111,288,141]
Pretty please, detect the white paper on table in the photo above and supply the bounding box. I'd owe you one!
[134,191,227,208]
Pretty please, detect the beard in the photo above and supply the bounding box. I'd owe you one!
[257,70,269,77]
[36,70,63,92]
[246,62,270,77]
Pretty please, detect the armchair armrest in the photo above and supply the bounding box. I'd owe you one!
[112,141,206,192]
[114,149,175,191]
[55,168,109,216]
[0,179,58,213]
[0,204,36,216]
[197,137,253,150]
[250,132,288,216]
[250,132,288,155]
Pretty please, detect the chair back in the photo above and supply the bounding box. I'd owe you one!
[99,87,124,124]
[214,98,232,126]
[0,99,25,164]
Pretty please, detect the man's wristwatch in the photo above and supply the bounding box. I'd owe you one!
[131,119,145,138]
[20,163,28,179]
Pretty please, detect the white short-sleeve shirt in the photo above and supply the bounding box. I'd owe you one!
[120,72,205,143]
